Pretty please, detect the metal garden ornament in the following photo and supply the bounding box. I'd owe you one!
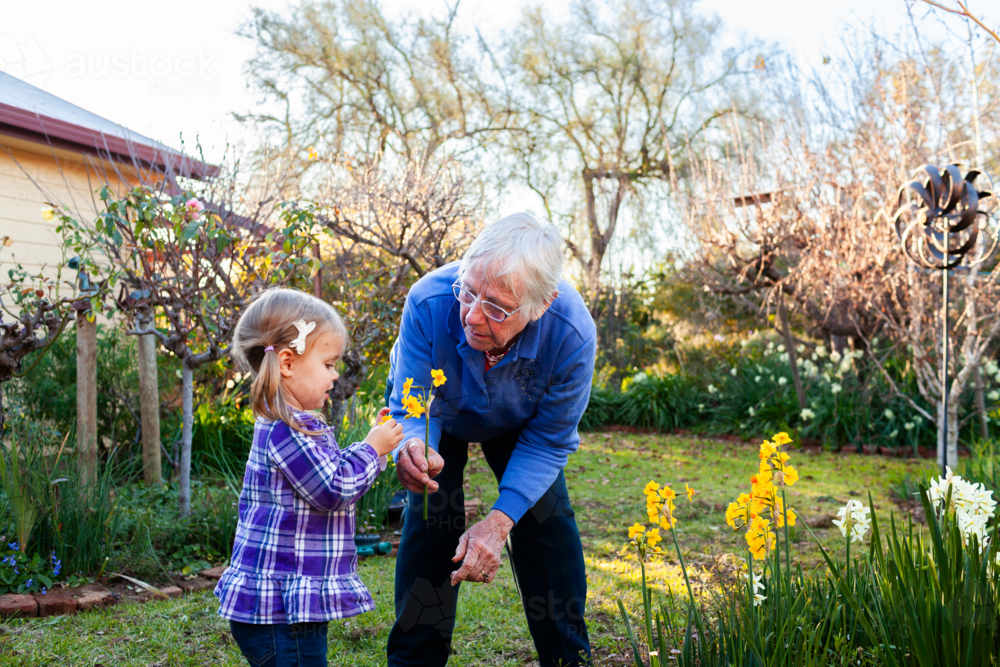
[893,164,998,474]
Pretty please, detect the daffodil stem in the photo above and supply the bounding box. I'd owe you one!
[669,524,696,612]
[423,390,431,521]
[781,488,790,596]
[639,557,655,661]
[423,408,429,521]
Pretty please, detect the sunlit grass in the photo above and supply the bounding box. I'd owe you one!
[0,433,933,666]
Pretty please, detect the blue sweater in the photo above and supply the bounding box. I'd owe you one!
[386,262,596,523]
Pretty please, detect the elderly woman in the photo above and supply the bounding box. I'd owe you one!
[384,213,595,667]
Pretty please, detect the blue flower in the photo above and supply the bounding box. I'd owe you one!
[50,552,62,577]
[25,578,32,588]
[41,587,47,595]
[8,542,18,551]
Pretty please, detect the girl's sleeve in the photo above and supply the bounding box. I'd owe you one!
[268,424,381,511]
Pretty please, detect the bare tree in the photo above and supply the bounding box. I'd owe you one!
[90,160,316,516]
[284,157,478,424]
[240,0,512,176]
[501,0,746,313]
[684,32,1000,463]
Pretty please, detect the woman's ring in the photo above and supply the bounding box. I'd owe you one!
[481,570,489,582]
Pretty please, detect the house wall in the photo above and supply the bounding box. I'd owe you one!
[0,135,138,285]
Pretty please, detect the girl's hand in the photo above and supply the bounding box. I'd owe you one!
[366,408,404,456]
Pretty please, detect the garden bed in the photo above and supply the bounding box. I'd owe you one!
[0,432,939,666]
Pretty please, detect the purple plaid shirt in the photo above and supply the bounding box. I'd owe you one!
[214,413,381,624]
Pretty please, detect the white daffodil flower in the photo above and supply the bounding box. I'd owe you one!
[832,500,872,543]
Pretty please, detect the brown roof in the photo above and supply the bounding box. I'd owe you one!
[0,71,218,180]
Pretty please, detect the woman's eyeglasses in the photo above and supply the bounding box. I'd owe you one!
[452,284,523,322]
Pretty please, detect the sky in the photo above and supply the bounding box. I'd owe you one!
[3,0,969,165]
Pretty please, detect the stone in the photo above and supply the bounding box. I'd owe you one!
[201,566,227,580]
[73,584,115,611]
[161,585,183,599]
[34,592,77,617]
[0,594,38,619]
[176,577,214,594]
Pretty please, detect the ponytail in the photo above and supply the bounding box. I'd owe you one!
[231,288,348,436]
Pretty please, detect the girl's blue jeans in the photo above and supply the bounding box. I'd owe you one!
[230,620,329,667]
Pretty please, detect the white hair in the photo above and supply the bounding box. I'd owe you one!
[459,212,564,319]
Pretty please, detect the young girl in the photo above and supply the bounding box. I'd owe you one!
[215,288,403,667]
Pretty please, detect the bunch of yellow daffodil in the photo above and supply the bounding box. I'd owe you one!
[627,522,663,560]
[725,432,799,559]
[642,480,695,532]
[400,369,447,519]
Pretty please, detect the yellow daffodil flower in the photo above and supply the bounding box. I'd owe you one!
[402,377,414,396]
[759,440,777,460]
[782,465,799,486]
[746,515,773,560]
[685,483,695,502]
[431,369,447,387]
[403,394,426,419]
[644,481,660,496]
[628,523,646,539]
[772,432,792,446]
[646,528,662,548]
[658,486,677,501]
[726,494,752,530]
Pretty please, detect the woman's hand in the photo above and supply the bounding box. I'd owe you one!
[395,438,444,493]
[450,510,514,586]
[364,408,403,456]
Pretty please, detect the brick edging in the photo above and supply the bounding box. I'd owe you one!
[0,566,227,620]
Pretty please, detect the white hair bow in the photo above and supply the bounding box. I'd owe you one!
[288,320,316,355]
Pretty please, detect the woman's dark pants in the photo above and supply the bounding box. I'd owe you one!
[230,620,329,667]
[387,429,591,666]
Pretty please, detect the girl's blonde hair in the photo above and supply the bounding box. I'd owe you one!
[231,287,347,433]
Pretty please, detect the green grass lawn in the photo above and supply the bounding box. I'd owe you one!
[0,433,934,666]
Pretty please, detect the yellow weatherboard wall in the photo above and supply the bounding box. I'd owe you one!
[0,134,137,283]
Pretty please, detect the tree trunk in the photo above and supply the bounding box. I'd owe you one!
[76,311,98,486]
[946,390,960,471]
[974,366,989,440]
[327,349,363,435]
[137,318,162,485]
[778,299,806,410]
[180,360,193,517]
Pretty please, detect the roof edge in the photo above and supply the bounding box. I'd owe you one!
[0,102,219,181]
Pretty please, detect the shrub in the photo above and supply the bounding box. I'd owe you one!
[9,326,149,458]
[0,414,123,580]
[581,334,954,453]
[619,374,702,432]
[580,389,628,431]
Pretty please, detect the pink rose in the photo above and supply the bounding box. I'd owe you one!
[185,198,205,216]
